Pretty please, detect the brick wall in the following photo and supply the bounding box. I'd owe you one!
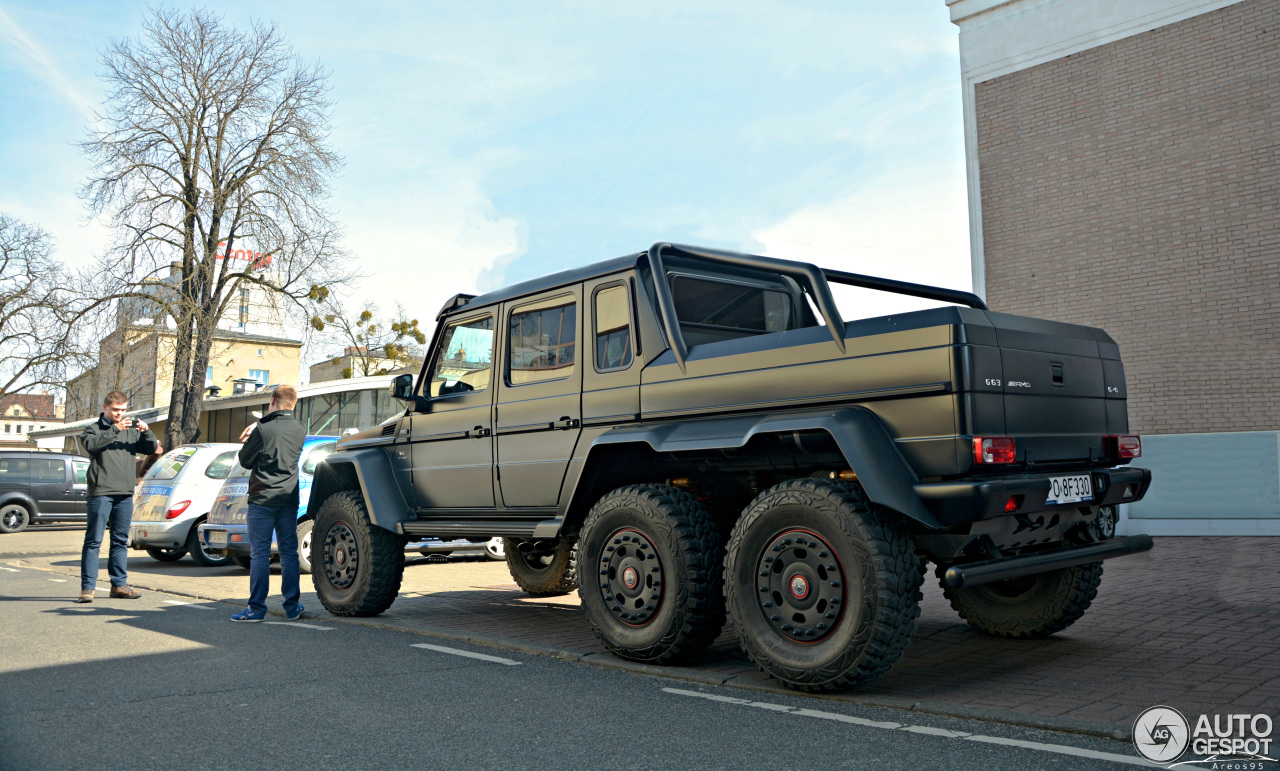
[976,0,1280,435]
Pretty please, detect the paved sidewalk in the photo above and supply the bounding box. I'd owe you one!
[5,529,1276,739]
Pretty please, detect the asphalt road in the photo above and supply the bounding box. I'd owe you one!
[0,565,1153,770]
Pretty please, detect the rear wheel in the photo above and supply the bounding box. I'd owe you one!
[578,484,725,664]
[724,479,922,691]
[503,537,576,596]
[297,519,314,575]
[312,492,406,617]
[229,550,252,570]
[187,523,232,567]
[0,503,30,534]
[146,547,186,562]
[941,562,1103,638]
[485,537,505,561]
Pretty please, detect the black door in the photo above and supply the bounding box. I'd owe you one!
[495,286,583,508]
[410,312,497,509]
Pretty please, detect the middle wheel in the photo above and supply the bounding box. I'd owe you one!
[577,484,725,664]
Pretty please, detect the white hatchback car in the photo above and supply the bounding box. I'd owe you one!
[130,443,242,566]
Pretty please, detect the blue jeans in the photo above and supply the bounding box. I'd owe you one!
[247,504,301,615]
[82,495,132,590]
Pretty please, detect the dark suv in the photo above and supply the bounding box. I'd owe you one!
[0,451,90,533]
[304,243,1153,691]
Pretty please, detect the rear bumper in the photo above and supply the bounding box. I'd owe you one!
[942,535,1154,588]
[914,466,1151,527]
[130,519,194,549]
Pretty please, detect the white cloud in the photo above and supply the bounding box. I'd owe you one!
[0,6,94,117]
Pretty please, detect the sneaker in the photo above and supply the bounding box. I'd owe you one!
[285,605,306,621]
[75,590,94,603]
[109,585,141,599]
[230,607,266,623]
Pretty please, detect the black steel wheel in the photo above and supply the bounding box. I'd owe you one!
[312,491,406,617]
[724,479,922,691]
[577,484,725,664]
[0,503,30,534]
[146,546,186,562]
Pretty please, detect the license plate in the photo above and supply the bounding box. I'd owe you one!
[1046,474,1093,505]
[207,530,228,546]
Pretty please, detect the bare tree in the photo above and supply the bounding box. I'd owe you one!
[312,302,426,378]
[0,215,90,399]
[80,8,353,450]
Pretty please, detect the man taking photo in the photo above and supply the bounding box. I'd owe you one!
[77,390,157,602]
[231,384,306,623]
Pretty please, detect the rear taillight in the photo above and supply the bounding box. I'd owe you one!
[973,437,1017,464]
[1108,435,1142,459]
[165,501,192,519]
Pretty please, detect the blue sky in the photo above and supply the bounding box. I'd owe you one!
[0,1,969,350]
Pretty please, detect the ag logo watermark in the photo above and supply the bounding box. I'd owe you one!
[1133,705,1276,767]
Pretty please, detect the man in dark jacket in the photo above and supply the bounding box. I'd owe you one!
[231,384,306,622]
[77,390,157,602]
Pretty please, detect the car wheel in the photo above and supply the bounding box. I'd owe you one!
[297,519,314,575]
[312,491,406,617]
[503,537,576,595]
[186,523,232,567]
[485,537,505,561]
[577,484,725,664]
[229,550,252,570]
[146,547,187,562]
[0,503,31,534]
[724,478,923,691]
[940,562,1104,638]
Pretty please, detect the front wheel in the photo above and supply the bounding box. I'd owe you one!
[312,492,406,617]
[187,523,232,567]
[577,484,725,664]
[940,562,1103,638]
[504,537,577,596]
[485,537,505,561]
[724,479,923,691]
[0,503,31,534]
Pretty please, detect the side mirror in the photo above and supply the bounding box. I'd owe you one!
[390,373,414,401]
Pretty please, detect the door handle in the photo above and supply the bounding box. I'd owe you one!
[555,416,580,430]
[472,426,492,437]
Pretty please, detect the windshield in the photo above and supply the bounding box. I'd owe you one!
[144,446,198,481]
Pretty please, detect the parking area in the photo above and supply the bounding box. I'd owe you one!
[4,526,1277,738]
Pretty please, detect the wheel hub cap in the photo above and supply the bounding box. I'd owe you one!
[323,522,358,590]
[757,530,845,643]
[598,528,663,626]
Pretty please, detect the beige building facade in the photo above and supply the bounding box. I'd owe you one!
[0,394,64,449]
[948,0,1279,534]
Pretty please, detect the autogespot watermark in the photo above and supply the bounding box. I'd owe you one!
[1133,705,1277,767]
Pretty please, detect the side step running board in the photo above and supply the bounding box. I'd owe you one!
[942,535,1154,589]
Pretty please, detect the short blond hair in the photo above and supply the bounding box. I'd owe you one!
[272,384,298,409]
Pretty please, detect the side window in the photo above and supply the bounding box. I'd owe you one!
[594,284,633,371]
[204,450,239,480]
[670,275,799,346]
[302,443,337,474]
[428,316,494,397]
[31,458,65,482]
[0,457,30,482]
[508,299,576,385]
[74,460,89,485]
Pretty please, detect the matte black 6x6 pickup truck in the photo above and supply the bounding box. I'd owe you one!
[307,243,1152,690]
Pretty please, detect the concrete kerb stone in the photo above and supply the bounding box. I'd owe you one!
[8,555,1134,742]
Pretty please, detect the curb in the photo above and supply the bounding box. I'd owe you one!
[8,558,1132,742]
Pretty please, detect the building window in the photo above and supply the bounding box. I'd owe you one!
[205,366,213,387]
[3,424,9,434]
[249,369,269,386]
[257,348,263,356]
[16,424,23,434]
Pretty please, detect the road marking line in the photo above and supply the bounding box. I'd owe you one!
[262,622,333,630]
[663,688,1157,768]
[0,567,18,572]
[411,643,522,666]
[162,600,212,610]
[48,578,67,582]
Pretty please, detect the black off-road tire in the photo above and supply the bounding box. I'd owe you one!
[724,479,923,691]
[941,562,1103,638]
[146,546,186,562]
[577,484,725,664]
[229,550,252,570]
[297,519,314,575]
[312,491,406,617]
[504,537,577,596]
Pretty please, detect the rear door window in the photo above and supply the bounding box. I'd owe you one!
[508,299,576,385]
[31,458,66,483]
